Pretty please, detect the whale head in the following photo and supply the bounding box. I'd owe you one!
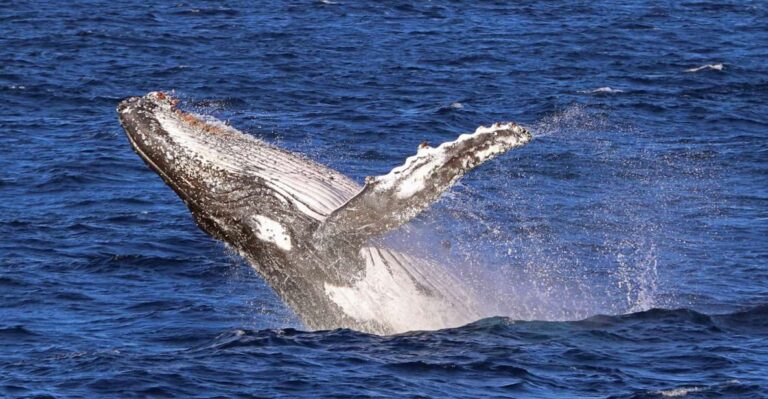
[117,92,361,253]
[117,92,292,248]
[117,92,229,209]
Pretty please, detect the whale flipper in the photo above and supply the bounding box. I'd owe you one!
[315,123,532,245]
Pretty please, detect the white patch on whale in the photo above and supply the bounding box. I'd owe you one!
[251,215,292,251]
[324,246,477,332]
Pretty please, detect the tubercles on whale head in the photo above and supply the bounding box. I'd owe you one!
[117,92,257,226]
[147,91,180,108]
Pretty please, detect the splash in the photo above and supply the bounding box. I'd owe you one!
[395,104,682,321]
[616,240,659,313]
[529,104,616,138]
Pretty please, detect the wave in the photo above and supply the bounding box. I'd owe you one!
[449,305,768,337]
[0,325,39,341]
[685,63,724,73]
[169,305,768,396]
[195,305,768,344]
[581,86,625,94]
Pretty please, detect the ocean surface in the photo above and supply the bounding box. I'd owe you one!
[2,1,767,397]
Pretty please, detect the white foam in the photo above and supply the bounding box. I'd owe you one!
[657,387,704,397]
[584,87,624,94]
[685,63,723,73]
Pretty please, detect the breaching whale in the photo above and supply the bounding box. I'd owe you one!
[117,92,532,334]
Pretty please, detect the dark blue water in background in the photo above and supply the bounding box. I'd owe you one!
[2,1,767,397]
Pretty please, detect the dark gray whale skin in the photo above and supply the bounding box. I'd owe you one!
[117,92,531,334]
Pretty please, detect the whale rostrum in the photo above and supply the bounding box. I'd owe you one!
[117,92,532,334]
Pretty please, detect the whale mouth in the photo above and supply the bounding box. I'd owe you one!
[117,93,178,183]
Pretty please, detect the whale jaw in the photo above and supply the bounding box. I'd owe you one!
[117,92,532,334]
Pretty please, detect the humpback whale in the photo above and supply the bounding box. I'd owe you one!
[117,92,532,334]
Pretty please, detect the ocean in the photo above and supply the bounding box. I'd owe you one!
[1,1,766,397]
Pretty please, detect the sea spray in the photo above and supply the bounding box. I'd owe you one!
[385,105,674,322]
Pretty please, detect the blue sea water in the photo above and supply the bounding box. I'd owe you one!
[2,0,767,397]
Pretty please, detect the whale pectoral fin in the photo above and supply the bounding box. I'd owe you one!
[315,122,532,244]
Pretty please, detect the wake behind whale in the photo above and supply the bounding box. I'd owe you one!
[117,92,532,334]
